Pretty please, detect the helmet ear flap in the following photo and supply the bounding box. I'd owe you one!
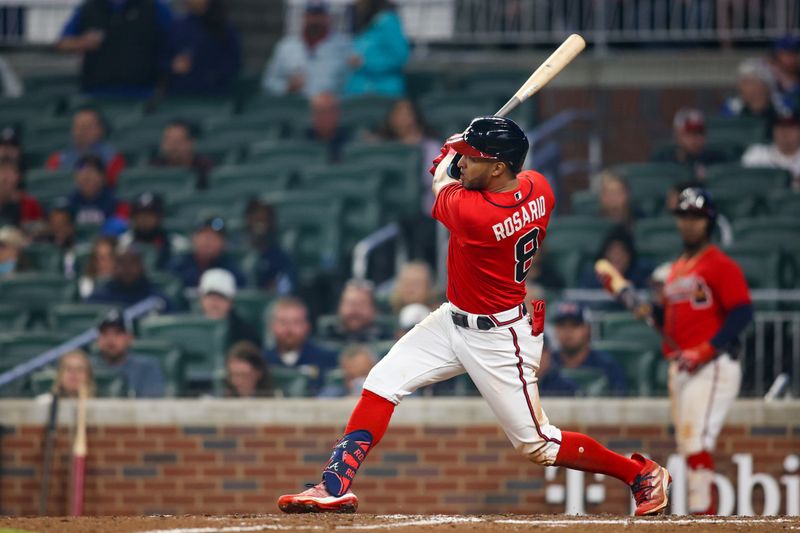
[447,153,463,178]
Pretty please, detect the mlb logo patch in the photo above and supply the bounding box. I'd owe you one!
[514,191,522,201]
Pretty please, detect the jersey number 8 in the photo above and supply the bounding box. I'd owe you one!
[514,227,540,283]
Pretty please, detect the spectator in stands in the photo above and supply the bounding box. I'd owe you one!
[89,246,169,309]
[118,192,188,269]
[537,336,578,397]
[262,1,350,98]
[722,58,781,133]
[244,199,294,295]
[344,0,409,97]
[167,0,241,95]
[0,161,43,231]
[36,199,78,278]
[742,109,800,191]
[524,244,565,291]
[652,108,729,180]
[389,261,433,314]
[93,309,165,398]
[371,98,441,211]
[0,126,23,172]
[0,225,26,278]
[320,279,391,342]
[551,301,628,397]
[394,302,429,339]
[263,296,338,395]
[579,226,652,290]
[37,350,95,401]
[199,268,260,348]
[79,235,116,299]
[770,35,800,106]
[307,92,349,162]
[223,340,273,398]
[171,217,246,289]
[67,155,127,228]
[46,107,125,187]
[597,170,640,230]
[56,0,173,97]
[318,344,377,397]
[150,120,213,188]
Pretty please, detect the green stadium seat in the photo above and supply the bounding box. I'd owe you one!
[168,190,246,226]
[569,189,599,216]
[340,95,395,131]
[613,162,692,184]
[706,188,763,218]
[705,164,790,192]
[651,358,670,396]
[130,339,185,397]
[246,141,327,179]
[0,332,70,369]
[208,164,291,195]
[139,314,228,385]
[420,93,492,134]
[545,216,613,254]
[112,128,161,164]
[706,115,768,145]
[732,216,800,238]
[0,274,72,315]
[116,167,196,201]
[770,192,800,217]
[559,367,609,397]
[24,169,73,204]
[0,303,26,331]
[651,139,744,162]
[725,246,786,288]
[195,130,262,165]
[233,289,276,332]
[634,217,677,246]
[239,96,309,137]
[67,96,146,128]
[589,339,657,397]
[49,303,114,336]
[150,98,235,124]
[23,74,78,98]
[23,243,63,273]
[541,248,583,287]
[637,239,680,269]
[25,116,72,138]
[149,273,187,311]
[268,365,311,397]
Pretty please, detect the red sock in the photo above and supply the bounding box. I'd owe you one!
[343,389,395,446]
[686,451,714,471]
[554,431,642,485]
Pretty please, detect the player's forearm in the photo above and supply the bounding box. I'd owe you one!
[710,303,753,351]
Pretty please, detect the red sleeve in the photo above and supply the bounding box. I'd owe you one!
[115,201,130,220]
[431,181,466,234]
[707,252,752,311]
[20,195,43,222]
[45,153,60,170]
[106,153,126,188]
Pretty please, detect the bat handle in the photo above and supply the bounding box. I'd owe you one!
[496,96,521,117]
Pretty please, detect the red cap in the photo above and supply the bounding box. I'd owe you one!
[674,108,706,134]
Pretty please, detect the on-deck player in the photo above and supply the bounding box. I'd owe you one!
[656,188,751,514]
[278,116,671,516]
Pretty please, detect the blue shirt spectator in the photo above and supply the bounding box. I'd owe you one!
[244,199,295,295]
[344,3,409,97]
[67,154,127,227]
[263,297,338,395]
[537,339,579,397]
[169,217,246,289]
[262,2,350,97]
[58,0,173,96]
[552,301,628,397]
[167,0,241,95]
[92,309,166,397]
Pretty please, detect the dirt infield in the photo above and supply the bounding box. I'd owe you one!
[1,514,799,533]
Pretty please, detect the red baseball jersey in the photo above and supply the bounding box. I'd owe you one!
[432,170,555,314]
[662,245,751,354]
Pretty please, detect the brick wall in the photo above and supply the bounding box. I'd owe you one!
[1,399,797,516]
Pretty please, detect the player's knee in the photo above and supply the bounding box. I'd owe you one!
[516,441,559,466]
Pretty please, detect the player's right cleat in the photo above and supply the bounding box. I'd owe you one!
[278,482,358,514]
[630,453,672,516]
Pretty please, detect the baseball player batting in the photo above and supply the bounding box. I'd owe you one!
[599,187,752,515]
[278,116,671,516]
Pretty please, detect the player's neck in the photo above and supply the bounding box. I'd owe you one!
[683,241,710,259]
[486,174,519,193]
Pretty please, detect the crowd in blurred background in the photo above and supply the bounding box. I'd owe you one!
[0,0,798,401]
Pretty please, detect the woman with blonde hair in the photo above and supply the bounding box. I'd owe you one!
[36,350,95,401]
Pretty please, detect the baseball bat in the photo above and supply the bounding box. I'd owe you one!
[38,391,60,516]
[69,384,88,517]
[594,259,682,352]
[496,34,586,117]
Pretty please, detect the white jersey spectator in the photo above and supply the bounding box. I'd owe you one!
[742,110,800,190]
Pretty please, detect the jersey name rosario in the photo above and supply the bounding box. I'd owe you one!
[491,195,548,242]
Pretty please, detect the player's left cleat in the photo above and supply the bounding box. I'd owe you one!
[630,453,672,516]
[278,482,358,514]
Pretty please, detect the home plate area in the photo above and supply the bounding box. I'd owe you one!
[2,514,799,533]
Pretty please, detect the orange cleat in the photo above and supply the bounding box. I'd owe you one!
[278,482,358,514]
[630,453,672,516]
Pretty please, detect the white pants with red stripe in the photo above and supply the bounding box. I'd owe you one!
[363,302,563,465]
[668,353,741,456]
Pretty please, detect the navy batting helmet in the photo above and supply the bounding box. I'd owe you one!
[445,116,529,177]
[673,186,717,220]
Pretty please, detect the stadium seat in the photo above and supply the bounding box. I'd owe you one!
[420,93,493,135]
[705,115,768,145]
[239,96,310,137]
[705,165,790,192]
[0,332,70,370]
[246,141,327,178]
[195,130,262,165]
[25,169,74,204]
[591,339,657,397]
[315,314,396,342]
[0,274,72,316]
[733,216,800,238]
[209,164,291,196]
[559,367,609,397]
[545,216,614,254]
[116,167,196,201]
[130,339,185,397]
[633,217,677,246]
[268,366,311,398]
[340,95,395,131]
[25,116,72,138]
[49,303,113,336]
[706,187,763,218]
[271,201,344,280]
[0,303,26,331]
[725,246,786,289]
[149,272,187,311]
[23,243,63,274]
[233,289,276,332]
[651,139,744,162]
[770,192,800,217]
[613,162,692,183]
[139,314,228,386]
[569,189,599,216]
[541,248,583,287]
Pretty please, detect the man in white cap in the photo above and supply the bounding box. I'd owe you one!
[199,268,260,349]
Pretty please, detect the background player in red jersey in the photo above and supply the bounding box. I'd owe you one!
[660,188,752,514]
[278,116,671,516]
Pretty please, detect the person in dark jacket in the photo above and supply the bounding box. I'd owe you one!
[244,198,294,295]
[118,192,188,270]
[263,296,337,395]
[579,225,652,291]
[167,0,241,95]
[170,217,246,288]
[537,335,579,397]
[89,246,170,310]
[150,120,214,189]
[651,108,731,179]
[56,0,173,96]
[319,279,392,342]
[67,154,128,228]
[198,268,260,348]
